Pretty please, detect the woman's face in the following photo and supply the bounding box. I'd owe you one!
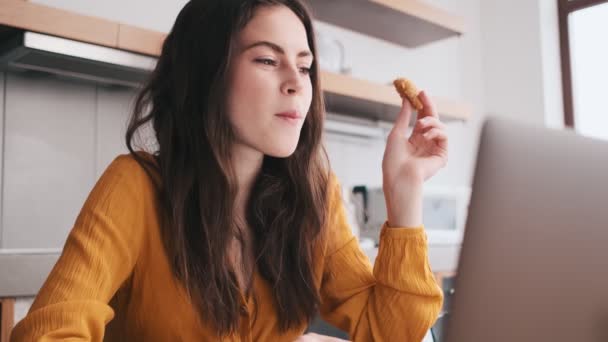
[226,5,314,158]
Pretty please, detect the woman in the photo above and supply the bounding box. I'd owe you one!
[10,0,447,341]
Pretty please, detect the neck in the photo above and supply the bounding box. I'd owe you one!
[231,142,264,217]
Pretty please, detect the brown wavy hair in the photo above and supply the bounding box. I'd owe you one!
[124,0,331,337]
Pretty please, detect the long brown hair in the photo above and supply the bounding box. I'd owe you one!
[125,0,330,337]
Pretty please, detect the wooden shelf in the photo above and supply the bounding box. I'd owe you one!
[0,0,119,48]
[306,0,465,47]
[117,24,164,56]
[0,0,471,122]
[0,0,163,56]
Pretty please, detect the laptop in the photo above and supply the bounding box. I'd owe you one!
[444,117,608,342]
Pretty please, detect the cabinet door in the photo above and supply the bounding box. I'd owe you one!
[0,72,4,248]
[2,72,96,249]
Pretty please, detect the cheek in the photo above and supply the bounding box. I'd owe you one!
[304,83,314,110]
[227,80,275,142]
[227,67,266,118]
[231,68,266,100]
[232,75,279,122]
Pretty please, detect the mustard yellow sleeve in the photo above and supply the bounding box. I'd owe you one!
[10,155,153,342]
[319,175,443,342]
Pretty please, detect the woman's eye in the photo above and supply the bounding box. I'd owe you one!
[255,58,311,75]
[299,67,312,75]
[256,58,277,66]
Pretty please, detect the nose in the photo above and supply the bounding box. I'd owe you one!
[280,65,305,96]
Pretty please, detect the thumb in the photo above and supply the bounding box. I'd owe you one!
[392,97,413,135]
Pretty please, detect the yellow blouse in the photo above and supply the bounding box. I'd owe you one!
[10,153,442,341]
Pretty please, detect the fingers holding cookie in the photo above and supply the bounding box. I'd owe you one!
[414,115,446,134]
[416,90,439,119]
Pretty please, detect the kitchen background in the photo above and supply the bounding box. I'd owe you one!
[0,0,575,337]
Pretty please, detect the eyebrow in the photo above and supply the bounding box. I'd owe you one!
[243,40,313,59]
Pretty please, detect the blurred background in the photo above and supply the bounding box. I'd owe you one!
[0,0,606,341]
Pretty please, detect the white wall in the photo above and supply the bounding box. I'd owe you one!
[480,0,564,128]
[539,0,565,130]
[30,0,190,33]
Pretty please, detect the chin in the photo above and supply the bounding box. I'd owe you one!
[265,140,299,158]
[266,147,297,158]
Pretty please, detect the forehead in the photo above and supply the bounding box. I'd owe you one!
[236,5,310,51]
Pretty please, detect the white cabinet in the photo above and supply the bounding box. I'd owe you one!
[2,72,96,249]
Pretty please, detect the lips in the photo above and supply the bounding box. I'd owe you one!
[275,110,302,119]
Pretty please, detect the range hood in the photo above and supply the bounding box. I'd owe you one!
[0,31,158,87]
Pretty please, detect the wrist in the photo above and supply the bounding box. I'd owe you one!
[383,180,423,228]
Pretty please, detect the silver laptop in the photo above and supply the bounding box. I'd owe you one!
[445,117,608,342]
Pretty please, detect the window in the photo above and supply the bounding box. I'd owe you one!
[559,0,608,140]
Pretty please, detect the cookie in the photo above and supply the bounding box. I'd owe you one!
[393,78,423,111]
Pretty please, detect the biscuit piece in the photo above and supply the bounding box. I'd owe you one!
[393,78,423,111]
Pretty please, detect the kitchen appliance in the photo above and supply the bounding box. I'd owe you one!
[352,185,470,246]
